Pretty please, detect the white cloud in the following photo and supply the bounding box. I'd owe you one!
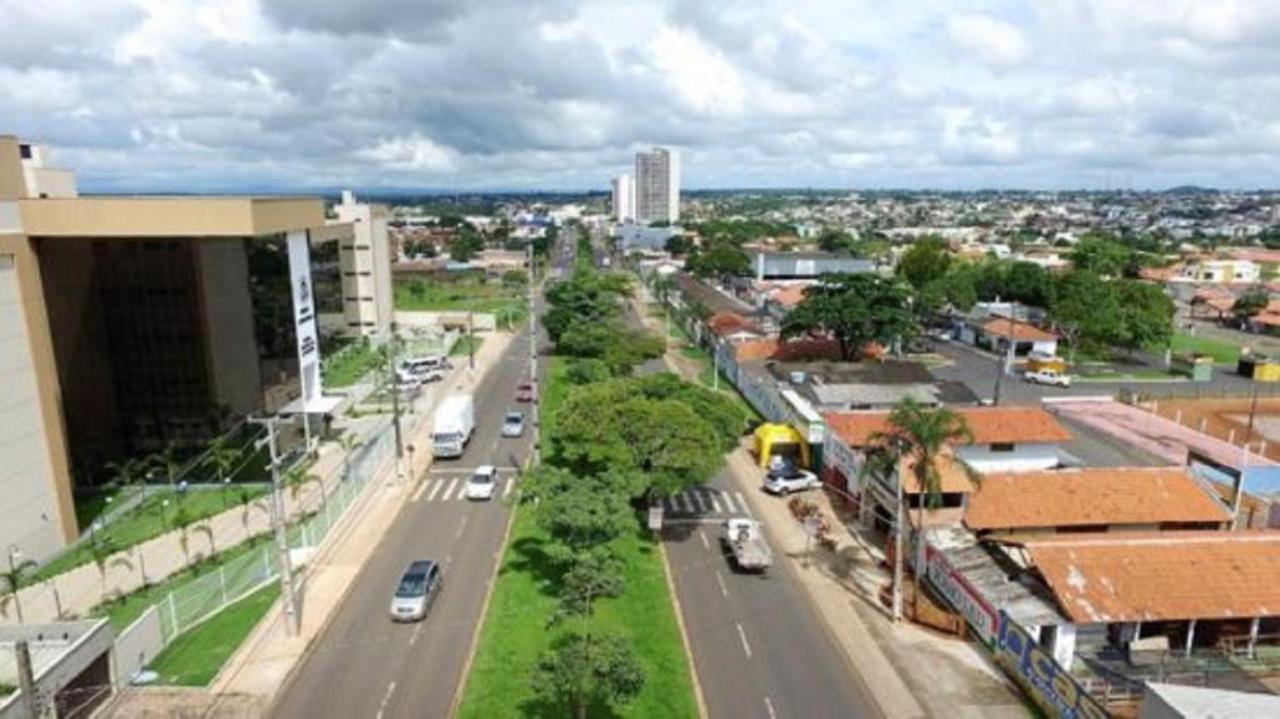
[354,133,458,172]
[648,25,745,116]
[947,13,1032,69]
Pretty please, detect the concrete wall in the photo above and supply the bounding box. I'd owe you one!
[957,443,1061,473]
[0,254,65,560]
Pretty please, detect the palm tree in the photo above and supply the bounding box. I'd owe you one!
[0,550,37,624]
[204,435,241,507]
[152,443,183,489]
[865,397,973,622]
[285,466,327,509]
[336,433,363,484]
[105,457,146,501]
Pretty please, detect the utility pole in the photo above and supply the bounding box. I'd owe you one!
[387,321,405,482]
[529,242,541,467]
[1246,381,1260,440]
[891,476,904,623]
[468,304,476,371]
[16,640,38,717]
[250,415,300,637]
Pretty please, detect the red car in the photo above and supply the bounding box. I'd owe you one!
[515,382,535,402]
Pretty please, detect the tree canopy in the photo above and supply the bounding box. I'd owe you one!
[781,273,917,361]
[896,236,951,289]
[1069,235,1134,278]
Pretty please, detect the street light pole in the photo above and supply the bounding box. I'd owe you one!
[528,242,541,467]
[387,321,405,482]
[250,415,300,637]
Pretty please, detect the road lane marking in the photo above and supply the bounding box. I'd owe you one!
[440,478,459,501]
[376,681,397,719]
[715,571,729,597]
[409,623,426,646]
[707,491,722,513]
[427,480,446,502]
[699,530,709,550]
[734,492,752,517]
[677,494,692,513]
[664,497,676,513]
[692,491,708,513]
[503,478,515,499]
[411,479,432,503]
[454,515,469,538]
[720,491,737,514]
[736,622,753,658]
[765,696,777,719]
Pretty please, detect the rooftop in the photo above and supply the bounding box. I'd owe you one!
[18,196,325,237]
[964,467,1231,531]
[824,406,1073,448]
[981,316,1058,342]
[1017,530,1280,623]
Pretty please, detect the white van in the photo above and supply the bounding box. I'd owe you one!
[402,356,448,381]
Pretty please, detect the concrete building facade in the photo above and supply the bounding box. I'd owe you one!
[0,136,332,562]
[634,147,679,224]
[332,190,394,338]
[610,173,633,223]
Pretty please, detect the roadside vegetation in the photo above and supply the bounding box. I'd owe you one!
[460,226,740,718]
[321,338,382,387]
[146,582,281,686]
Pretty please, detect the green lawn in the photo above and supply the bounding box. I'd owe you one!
[91,533,275,631]
[457,513,696,719]
[322,341,382,387]
[394,277,523,315]
[1168,333,1241,364]
[74,486,126,533]
[147,582,281,686]
[35,485,269,582]
[450,335,484,357]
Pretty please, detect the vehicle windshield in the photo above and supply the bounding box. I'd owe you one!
[396,574,427,598]
[505,413,522,423]
[470,473,494,485]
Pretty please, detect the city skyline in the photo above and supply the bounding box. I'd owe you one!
[5,1,1280,192]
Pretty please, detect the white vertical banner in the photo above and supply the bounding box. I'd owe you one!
[287,229,322,408]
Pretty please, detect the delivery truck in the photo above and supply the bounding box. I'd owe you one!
[432,394,475,459]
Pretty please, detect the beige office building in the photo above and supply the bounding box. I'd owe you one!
[331,190,394,337]
[0,136,365,561]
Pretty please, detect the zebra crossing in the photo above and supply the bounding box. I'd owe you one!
[411,472,520,503]
[663,487,752,519]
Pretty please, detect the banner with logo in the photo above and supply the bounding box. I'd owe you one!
[924,545,999,646]
[287,229,322,407]
[994,611,1108,719]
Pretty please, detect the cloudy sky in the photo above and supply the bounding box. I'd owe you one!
[4,0,1280,192]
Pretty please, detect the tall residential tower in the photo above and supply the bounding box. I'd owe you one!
[611,173,633,223]
[634,147,680,224]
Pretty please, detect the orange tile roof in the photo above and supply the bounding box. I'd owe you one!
[965,468,1230,531]
[1020,531,1280,622]
[823,406,1073,448]
[733,338,843,362]
[900,450,975,495]
[707,312,761,337]
[981,317,1057,342]
[772,285,808,307]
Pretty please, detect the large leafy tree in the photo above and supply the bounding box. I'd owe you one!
[1049,270,1118,364]
[896,236,952,289]
[865,398,972,621]
[1232,286,1270,324]
[532,632,645,719]
[1069,234,1133,278]
[781,273,917,361]
[687,240,751,279]
[1109,280,1175,356]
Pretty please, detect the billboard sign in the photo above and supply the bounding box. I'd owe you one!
[994,611,1108,719]
[287,229,322,407]
[924,545,999,646]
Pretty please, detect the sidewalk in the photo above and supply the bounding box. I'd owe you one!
[727,449,1027,718]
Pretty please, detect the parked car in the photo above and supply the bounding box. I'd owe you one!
[515,382,535,403]
[763,467,822,496]
[1024,369,1072,387]
[502,411,525,438]
[464,465,499,501]
[389,560,442,622]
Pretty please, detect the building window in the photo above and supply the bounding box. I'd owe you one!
[989,442,1015,453]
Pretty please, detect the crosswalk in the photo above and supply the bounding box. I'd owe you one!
[663,487,752,519]
[411,473,520,503]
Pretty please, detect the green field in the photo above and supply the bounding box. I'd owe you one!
[36,485,269,582]
[322,341,382,387]
[394,276,522,315]
[1168,333,1241,364]
[147,582,281,686]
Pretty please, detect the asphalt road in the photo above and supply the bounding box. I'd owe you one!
[273,302,546,719]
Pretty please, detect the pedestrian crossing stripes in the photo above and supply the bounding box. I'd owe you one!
[411,474,521,503]
[662,488,752,518]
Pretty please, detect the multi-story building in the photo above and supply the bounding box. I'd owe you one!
[634,147,680,224]
[0,136,345,561]
[611,173,633,223]
[331,190,394,338]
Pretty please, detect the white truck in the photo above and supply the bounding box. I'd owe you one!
[1023,369,1072,387]
[432,394,475,459]
[722,518,772,572]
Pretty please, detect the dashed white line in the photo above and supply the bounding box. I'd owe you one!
[699,530,710,550]
[715,571,728,598]
[735,622,753,658]
[411,479,432,503]
[707,491,722,514]
[454,515,469,538]
[765,696,777,719]
[375,681,397,719]
[503,478,515,499]
[734,491,752,517]
[426,480,446,502]
[440,478,459,501]
[692,491,708,513]
[409,622,426,647]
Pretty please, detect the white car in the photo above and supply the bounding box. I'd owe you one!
[1023,369,1072,387]
[464,465,499,501]
[502,411,525,438]
[763,467,822,496]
